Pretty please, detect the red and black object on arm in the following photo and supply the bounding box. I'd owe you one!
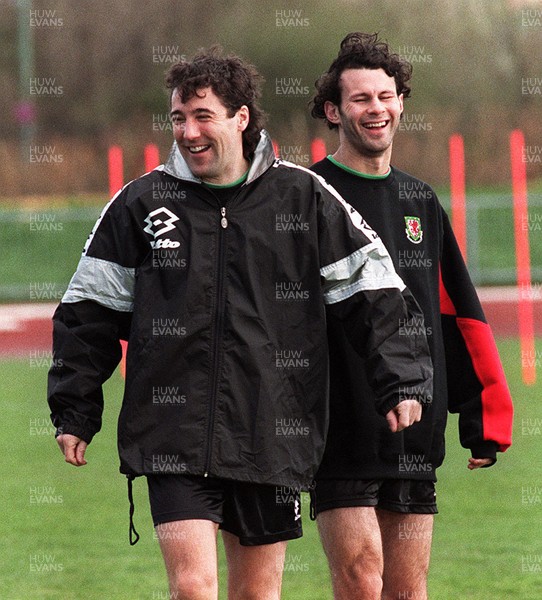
[439,211,513,464]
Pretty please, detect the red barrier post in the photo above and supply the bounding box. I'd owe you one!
[107,145,127,376]
[510,129,536,385]
[108,145,124,197]
[120,144,160,379]
[144,143,160,172]
[119,340,128,378]
[311,138,327,163]
[449,134,467,261]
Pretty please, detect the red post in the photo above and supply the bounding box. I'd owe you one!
[119,144,161,379]
[119,340,128,378]
[510,129,536,385]
[311,138,327,163]
[107,144,127,376]
[108,145,124,197]
[449,134,467,261]
[144,143,160,172]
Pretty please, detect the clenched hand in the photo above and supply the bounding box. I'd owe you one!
[386,399,422,433]
[56,434,88,466]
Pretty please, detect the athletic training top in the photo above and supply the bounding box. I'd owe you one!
[312,157,513,481]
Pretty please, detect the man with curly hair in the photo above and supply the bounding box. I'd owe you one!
[48,45,433,599]
[310,32,513,599]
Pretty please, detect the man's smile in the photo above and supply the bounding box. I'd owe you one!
[186,145,211,154]
[362,120,389,130]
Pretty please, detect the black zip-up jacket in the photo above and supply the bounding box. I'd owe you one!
[48,132,433,490]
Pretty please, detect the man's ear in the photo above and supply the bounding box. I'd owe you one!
[324,101,341,125]
[237,105,250,132]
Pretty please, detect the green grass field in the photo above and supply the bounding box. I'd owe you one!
[2,338,541,599]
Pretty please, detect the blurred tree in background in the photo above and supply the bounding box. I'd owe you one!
[1,0,541,195]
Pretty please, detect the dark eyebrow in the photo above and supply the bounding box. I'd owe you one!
[193,108,216,116]
[170,107,217,117]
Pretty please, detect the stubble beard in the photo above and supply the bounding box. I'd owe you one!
[348,120,396,158]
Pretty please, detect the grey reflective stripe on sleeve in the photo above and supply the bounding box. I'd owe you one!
[321,241,406,305]
[62,255,135,312]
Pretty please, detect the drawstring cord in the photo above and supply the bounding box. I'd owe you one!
[308,480,317,521]
[127,475,140,545]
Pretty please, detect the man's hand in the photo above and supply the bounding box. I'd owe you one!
[467,457,494,470]
[56,434,88,466]
[385,399,422,433]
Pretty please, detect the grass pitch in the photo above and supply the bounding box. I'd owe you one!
[2,338,541,599]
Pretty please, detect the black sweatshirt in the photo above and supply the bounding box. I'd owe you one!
[311,157,513,481]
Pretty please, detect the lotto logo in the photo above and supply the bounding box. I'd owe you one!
[143,207,179,238]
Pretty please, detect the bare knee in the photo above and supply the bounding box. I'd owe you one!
[318,507,384,600]
[168,568,216,600]
[330,551,383,600]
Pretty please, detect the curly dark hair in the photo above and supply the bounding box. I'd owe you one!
[165,45,266,159]
[311,32,412,129]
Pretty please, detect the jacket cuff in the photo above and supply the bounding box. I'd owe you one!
[470,440,498,466]
[378,395,400,417]
[378,393,427,418]
[54,422,94,444]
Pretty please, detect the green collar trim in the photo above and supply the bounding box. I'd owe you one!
[203,169,249,189]
[327,155,391,179]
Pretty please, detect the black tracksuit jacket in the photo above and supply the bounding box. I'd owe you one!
[47,132,433,489]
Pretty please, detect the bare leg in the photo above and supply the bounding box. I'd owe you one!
[377,509,433,600]
[156,519,219,600]
[317,507,383,600]
[222,530,287,600]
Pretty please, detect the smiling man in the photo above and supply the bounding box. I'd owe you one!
[170,87,250,184]
[48,46,433,599]
[327,68,403,170]
[309,32,513,600]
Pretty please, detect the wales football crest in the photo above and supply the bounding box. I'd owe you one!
[404,216,423,244]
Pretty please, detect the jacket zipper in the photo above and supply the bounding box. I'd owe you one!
[204,205,228,476]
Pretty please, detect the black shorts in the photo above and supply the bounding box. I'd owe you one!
[312,479,438,517]
[147,474,303,546]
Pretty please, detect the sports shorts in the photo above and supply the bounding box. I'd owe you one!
[311,478,438,517]
[146,474,303,546]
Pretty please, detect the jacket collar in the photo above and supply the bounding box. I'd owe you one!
[162,129,276,185]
